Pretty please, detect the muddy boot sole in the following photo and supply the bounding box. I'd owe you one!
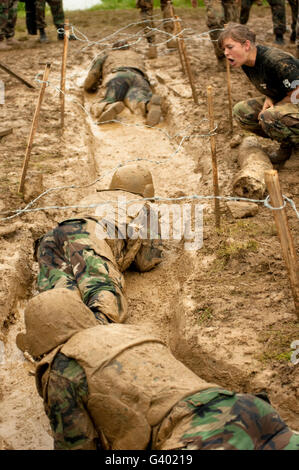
[146,105,161,127]
[99,101,125,123]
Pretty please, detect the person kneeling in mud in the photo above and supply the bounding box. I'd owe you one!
[218,23,299,164]
[17,290,299,451]
[84,40,162,126]
[34,164,163,325]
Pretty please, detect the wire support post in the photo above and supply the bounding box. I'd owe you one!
[174,16,198,104]
[60,19,70,132]
[207,85,220,229]
[264,170,299,319]
[18,63,51,195]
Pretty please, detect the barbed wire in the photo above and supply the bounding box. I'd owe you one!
[1,193,298,222]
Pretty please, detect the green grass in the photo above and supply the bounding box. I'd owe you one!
[89,0,205,10]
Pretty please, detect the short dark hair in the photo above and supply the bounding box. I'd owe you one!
[218,23,256,50]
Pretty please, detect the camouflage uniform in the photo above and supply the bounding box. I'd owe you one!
[287,0,298,42]
[84,49,153,111]
[136,0,174,44]
[35,0,64,30]
[41,348,299,450]
[204,0,240,60]
[234,45,299,144]
[36,192,162,323]
[240,0,286,36]
[0,0,18,41]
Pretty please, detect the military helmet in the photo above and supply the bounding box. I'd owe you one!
[109,164,154,198]
[16,288,98,358]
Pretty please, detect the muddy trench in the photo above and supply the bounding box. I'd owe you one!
[0,8,298,449]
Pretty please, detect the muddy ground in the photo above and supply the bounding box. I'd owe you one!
[0,6,298,450]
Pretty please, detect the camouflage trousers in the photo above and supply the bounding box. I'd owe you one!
[240,0,286,35]
[233,96,299,144]
[44,358,299,450]
[0,0,18,40]
[204,0,240,59]
[287,0,298,39]
[176,388,299,450]
[35,0,64,30]
[136,0,174,43]
[103,68,152,110]
[36,219,126,324]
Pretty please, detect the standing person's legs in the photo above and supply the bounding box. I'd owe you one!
[0,0,9,42]
[136,0,155,44]
[160,0,176,48]
[223,0,240,23]
[204,0,226,62]
[5,0,18,39]
[35,0,46,30]
[287,0,298,42]
[47,0,65,38]
[268,0,287,43]
[35,0,48,41]
[240,0,254,24]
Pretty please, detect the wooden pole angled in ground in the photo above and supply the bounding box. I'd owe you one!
[264,170,299,319]
[0,61,35,89]
[60,19,70,131]
[223,24,233,133]
[18,63,51,194]
[207,85,220,229]
[225,58,233,134]
[167,6,186,75]
[174,16,198,105]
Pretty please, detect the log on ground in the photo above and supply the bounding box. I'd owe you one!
[232,136,273,199]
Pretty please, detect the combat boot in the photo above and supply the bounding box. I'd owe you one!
[39,29,48,43]
[57,30,77,40]
[146,94,162,127]
[269,142,293,163]
[274,33,285,45]
[98,101,125,123]
[290,31,296,43]
[0,40,11,50]
[6,37,20,45]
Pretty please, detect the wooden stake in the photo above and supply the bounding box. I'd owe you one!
[264,170,299,318]
[60,19,70,130]
[223,24,233,134]
[226,58,233,134]
[175,16,198,105]
[207,85,220,228]
[172,15,186,74]
[0,60,35,88]
[167,3,185,74]
[18,63,51,194]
